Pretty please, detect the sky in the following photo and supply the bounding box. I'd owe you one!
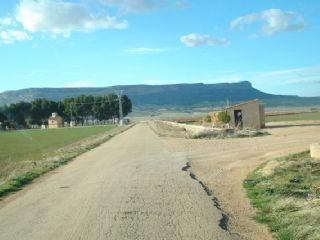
[0,0,319,96]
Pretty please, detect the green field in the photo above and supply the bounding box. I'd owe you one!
[244,151,320,240]
[266,112,320,122]
[0,126,115,182]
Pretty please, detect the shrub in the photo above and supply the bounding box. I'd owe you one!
[204,115,212,123]
[217,111,231,124]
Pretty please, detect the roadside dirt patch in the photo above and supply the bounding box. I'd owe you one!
[164,121,320,239]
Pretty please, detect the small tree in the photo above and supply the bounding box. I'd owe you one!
[121,95,132,117]
[217,111,231,124]
[0,110,7,130]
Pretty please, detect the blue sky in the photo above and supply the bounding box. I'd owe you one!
[0,0,319,96]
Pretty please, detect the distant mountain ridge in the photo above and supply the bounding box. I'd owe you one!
[0,81,319,108]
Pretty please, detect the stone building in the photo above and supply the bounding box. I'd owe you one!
[48,113,63,129]
[210,99,265,129]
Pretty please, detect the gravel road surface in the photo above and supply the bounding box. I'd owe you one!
[0,123,235,240]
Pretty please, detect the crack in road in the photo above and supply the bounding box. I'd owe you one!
[182,162,230,232]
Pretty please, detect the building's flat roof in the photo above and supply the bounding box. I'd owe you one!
[208,99,261,114]
[226,99,260,109]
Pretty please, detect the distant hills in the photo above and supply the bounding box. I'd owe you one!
[0,81,319,108]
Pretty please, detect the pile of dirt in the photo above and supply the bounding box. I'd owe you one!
[148,120,189,138]
[149,120,268,139]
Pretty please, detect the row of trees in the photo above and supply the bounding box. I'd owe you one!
[0,94,132,129]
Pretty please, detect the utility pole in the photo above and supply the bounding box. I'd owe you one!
[71,100,73,122]
[116,90,124,126]
[70,98,75,127]
[226,98,230,108]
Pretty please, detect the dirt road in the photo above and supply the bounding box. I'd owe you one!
[165,121,320,239]
[1,122,319,240]
[0,124,235,240]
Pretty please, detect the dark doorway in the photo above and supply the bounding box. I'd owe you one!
[234,110,243,128]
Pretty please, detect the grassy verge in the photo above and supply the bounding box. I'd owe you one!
[244,151,320,240]
[0,125,131,199]
[0,155,75,198]
[0,126,115,178]
[266,112,320,122]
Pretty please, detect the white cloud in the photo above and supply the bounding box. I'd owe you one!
[180,33,229,47]
[99,0,186,13]
[124,47,171,54]
[0,30,31,44]
[15,0,128,37]
[0,17,15,27]
[64,80,95,88]
[230,9,306,36]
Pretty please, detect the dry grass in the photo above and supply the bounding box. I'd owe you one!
[244,151,320,240]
